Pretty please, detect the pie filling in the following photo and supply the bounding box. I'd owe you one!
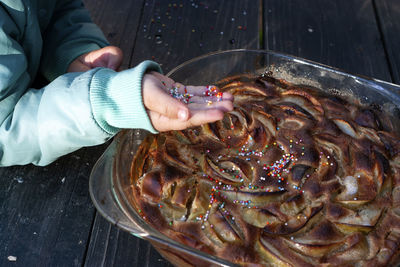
[130,74,400,266]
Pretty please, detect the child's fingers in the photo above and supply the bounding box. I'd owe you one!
[183,109,226,128]
[153,73,234,102]
[167,85,234,105]
[187,94,234,104]
[218,91,234,101]
[142,74,189,121]
[151,72,175,88]
[185,92,234,103]
[172,83,231,98]
[86,46,123,70]
[150,109,226,132]
[144,72,234,130]
[188,100,234,112]
[146,91,189,121]
[170,83,202,95]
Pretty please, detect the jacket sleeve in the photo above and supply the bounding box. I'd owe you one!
[0,4,162,166]
[1,60,161,167]
[40,0,109,81]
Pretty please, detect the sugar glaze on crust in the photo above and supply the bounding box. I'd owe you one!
[130,74,400,266]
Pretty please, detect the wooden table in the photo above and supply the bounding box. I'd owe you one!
[1,0,399,266]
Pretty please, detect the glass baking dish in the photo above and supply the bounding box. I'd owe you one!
[89,49,400,266]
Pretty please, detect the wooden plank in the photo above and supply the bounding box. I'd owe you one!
[0,0,147,260]
[84,215,121,267]
[84,0,260,266]
[374,0,400,84]
[130,0,261,72]
[263,0,392,82]
[85,215,172,267]
[83,0,171,265]
[83,0,146,69]
[0,145,106,266]
[0,0,145,266]
[83,0,173,265]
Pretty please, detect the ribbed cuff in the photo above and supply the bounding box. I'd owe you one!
[89,60,162,134]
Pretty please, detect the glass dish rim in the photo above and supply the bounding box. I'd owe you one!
[167,48,400,102]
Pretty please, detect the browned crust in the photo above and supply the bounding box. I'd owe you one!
[130,75,400,266]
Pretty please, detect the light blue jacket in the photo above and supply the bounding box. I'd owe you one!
[0,0,161,166]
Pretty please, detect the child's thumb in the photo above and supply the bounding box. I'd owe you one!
[146,89,190,121]
[177,108,189,121]
[163,99,189,121]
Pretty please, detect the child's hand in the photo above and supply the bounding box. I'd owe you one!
[67,46,123,72]
[142,72,234,132]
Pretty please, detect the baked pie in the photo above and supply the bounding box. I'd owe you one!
[130,74,400,266]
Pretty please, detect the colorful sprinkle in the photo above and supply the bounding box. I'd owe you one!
[169,86,193,104]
